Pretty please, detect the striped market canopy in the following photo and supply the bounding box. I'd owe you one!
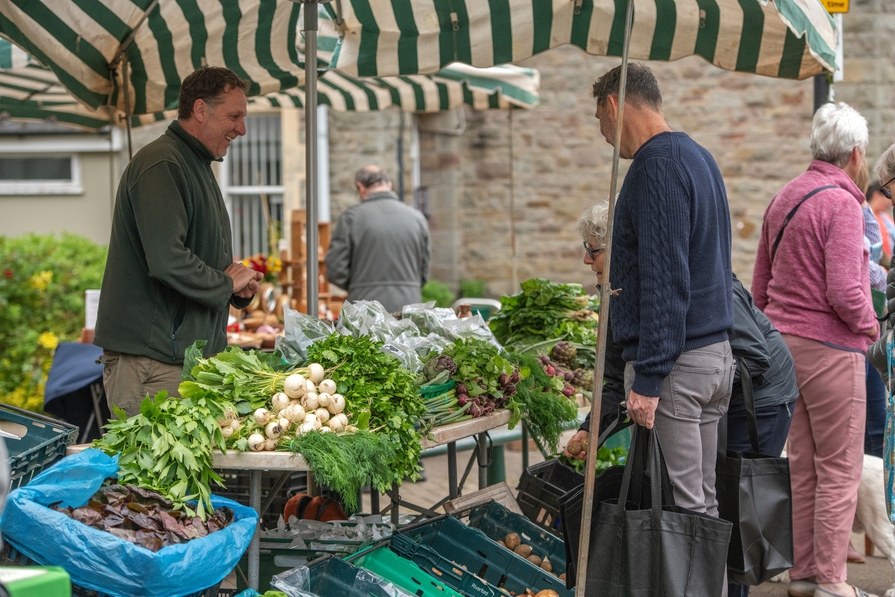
[0,34,539,131]
[327,0,837,81]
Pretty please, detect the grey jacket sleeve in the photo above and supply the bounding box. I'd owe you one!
[420,216,431,286]
[325,211,353,290]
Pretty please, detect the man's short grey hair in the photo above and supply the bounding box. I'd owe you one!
[355,165,390,188]
[876,142,895,185]
[810,102,868,168]
[576,198,610,248]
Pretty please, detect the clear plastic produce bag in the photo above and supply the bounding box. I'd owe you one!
[0,449,258,597]
[277,307,336,363]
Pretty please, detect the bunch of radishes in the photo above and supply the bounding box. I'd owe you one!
[218,362,354,452]
[537,353,577,398]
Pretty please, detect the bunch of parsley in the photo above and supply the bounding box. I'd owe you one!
[306,334,426,485]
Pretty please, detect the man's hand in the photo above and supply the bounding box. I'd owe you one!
[626,390,659,429]
[563,430,590,461]
[225,262,264,298]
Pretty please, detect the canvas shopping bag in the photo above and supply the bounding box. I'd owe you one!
[584,426,732,596]
[716,361,794,585]
[558,420,674,590]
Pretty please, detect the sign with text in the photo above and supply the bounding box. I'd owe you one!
[822,0,849,12]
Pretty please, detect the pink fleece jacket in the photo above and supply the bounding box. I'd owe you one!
[752,160,878,352]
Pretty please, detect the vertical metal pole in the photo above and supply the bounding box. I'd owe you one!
[447,442,459,499]
[477,432,488,489]
[304,4,319,316]
[248,470,262,590]
[508,110,518,292]
[121,58,133,161]
[574,0,635,594]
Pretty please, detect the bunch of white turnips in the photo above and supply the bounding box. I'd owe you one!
[217,362,354,452]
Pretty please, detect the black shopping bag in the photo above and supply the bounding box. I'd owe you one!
[567,426,732,596]
[716,362,794,585]
[558,423,674,591]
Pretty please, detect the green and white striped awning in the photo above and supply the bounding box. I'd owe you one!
[327,0,837,81]
[0,36,538,131]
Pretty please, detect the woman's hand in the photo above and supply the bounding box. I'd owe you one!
[564,430,590,460]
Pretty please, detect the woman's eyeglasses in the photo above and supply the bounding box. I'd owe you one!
[882,175,895,200]
[583,242,605,260]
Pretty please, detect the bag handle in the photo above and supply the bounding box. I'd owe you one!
[617,426,672,512]
[770,185,836,262]
[719,360,761,455]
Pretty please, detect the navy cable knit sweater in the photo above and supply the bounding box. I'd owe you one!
[609,132,733,396]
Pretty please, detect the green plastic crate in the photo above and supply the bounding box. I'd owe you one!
[455,500,567,577]
[0,566,71,597]
[352,546,465,597]
[387,536,502,597]
[395,515,571,597]
[0,404,78,490]
[302,555,410,597]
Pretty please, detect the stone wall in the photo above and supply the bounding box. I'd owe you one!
[325,2,895,298]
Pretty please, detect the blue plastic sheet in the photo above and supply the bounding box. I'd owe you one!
[0,448,258,597]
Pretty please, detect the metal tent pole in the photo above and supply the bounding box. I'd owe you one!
[303,3,320,316]
[573,0,636,594]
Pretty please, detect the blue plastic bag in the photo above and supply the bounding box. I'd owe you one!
[0,448,257,597]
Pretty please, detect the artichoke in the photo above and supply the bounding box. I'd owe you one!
[551,341,577,367]
[571,368,594,391]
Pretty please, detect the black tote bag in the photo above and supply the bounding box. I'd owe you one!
[566,426,732,596]
[558,421,674,590]
[716,360,794,585]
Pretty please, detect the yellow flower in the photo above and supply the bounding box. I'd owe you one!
[37,332,58,350]
[28,270,53,290]
[267,256,282,274]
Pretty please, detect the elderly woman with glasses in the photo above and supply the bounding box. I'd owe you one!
[564,199,631,458]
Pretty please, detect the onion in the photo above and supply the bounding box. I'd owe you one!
[315,407,330,424]
[229,419,242,432]
[253,408,271,426]
[328,394,346,414]
[263,438,277,451]
[305,380,317,394]
[307,363,325,384]
[271,392,291,413]
[283,403,306,423]
[248,433,265,451]
[283,373,307,399]
[298,421,315,434]
[319,425,333,433]
[317,392,332,408]
[327,415,345,432]
[318,379,337,395]
[330,413,349,432]
[220,425,234,439]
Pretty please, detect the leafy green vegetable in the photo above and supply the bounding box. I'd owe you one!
[281,429,396,513]
[509,352,580,454]
[307,334,426,485]
[558,445,628,474]
[180,344,301,413]
[93,391,227,519]
[489,278,599,367]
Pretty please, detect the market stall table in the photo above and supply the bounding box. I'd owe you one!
[65,409,511,592]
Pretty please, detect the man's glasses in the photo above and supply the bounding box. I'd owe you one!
[882,175,895,200]
[583,242,605,260]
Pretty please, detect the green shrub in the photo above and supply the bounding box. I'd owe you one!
[421,280,456,308]
[459,278,486,298]
[0,233,107,412]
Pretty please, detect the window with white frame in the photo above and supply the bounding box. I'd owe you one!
[221,113,285,259]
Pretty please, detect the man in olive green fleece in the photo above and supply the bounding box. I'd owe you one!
[94,67,263,417]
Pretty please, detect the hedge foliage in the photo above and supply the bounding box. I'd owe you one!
[0,234,107,411]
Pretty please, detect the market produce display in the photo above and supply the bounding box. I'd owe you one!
[489,278,599,376]
[49,484,234,552]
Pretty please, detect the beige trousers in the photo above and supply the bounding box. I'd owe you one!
[99,350,182,418]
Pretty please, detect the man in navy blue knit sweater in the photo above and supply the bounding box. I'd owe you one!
[594,62,735,545]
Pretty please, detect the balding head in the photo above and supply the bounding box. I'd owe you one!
[354,165,392,200]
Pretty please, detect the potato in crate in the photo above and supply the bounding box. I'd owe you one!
[394,514,571,597]
[452,499,568,579]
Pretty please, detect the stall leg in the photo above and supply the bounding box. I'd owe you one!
[521,425,530,470]
[487,445,506,485]
[248,469,261,591]
[447,442,458,500]
[477,433,488,489]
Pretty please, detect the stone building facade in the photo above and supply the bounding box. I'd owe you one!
[325,1,895,298]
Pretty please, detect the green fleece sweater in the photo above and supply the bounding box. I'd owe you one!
[94,121,249,363]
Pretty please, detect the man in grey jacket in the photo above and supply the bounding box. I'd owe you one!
[325,165,430,313]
